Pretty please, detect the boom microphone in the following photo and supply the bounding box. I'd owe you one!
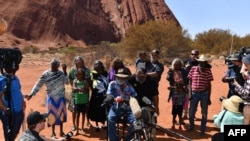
[142,96,155,109]
[129,97,142,119]
[101,94,114,107]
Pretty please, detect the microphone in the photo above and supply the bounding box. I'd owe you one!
[129,97,142,119]
[101,95,114,107]
[142,96,155,109]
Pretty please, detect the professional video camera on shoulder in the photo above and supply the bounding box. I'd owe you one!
[0,47,22,74]
[238,46,250,58]
[225,46,250,65]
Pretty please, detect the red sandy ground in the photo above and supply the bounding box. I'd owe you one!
[0,58,228,141]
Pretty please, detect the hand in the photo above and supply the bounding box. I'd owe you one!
[208,99,211,105]
[24,94,33,100]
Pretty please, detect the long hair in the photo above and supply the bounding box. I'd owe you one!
[72,56,85,69]
[171,58,183,69]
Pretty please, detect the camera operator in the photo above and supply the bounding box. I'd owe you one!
[222,53,245,98]
[0,62,24,141]
[18,111,67,141]
[212,95,244,141]
[234,54,250,125]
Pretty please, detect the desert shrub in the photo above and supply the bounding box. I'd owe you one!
[22,46,40,54]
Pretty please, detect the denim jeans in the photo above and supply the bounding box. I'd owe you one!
[0,110,24,140]
[108,104,135,141]
[189,90,209,132]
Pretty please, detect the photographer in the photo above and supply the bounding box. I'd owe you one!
[222,53,245,98]
[212,95,243,141]
[234,54,250,125]
[18,111,67,141]
[0,61,24,141]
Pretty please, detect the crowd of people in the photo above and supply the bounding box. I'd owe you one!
[1,48,250,141]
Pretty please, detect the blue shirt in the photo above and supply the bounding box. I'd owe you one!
[106,81,137,101]
[0,75,23,112]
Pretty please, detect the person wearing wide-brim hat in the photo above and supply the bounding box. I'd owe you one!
[114,67,131,82]
[106,67,137,141]
[213,95,244,133]
[187,54,214,135]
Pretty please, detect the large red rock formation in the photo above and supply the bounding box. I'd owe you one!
[0,0,179,49]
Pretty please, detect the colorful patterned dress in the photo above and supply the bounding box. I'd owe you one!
[30,70,69,126]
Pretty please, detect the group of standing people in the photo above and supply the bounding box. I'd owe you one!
[1,48,164,141]
[166,49,214,136]
[4,47,243,140]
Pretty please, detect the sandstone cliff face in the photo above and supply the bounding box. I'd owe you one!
[0,0,179,49]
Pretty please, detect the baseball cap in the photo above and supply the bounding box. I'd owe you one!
[27,111,48,125]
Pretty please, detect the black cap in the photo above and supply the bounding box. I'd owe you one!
[229,53,241,61]
[27,111,48,125]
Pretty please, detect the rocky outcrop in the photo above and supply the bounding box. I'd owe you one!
[0,0,179,49]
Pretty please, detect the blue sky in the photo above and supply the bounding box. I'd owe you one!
[165,0,250,39]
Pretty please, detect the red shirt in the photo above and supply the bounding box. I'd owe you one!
[187,66,213,91]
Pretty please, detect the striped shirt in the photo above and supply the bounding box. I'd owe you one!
[235,72,250,101]
[187,66,213,91]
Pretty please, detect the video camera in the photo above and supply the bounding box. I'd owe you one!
[0,47,22,74]
[225,46,250,65]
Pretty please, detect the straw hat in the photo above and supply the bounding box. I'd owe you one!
[114,68,131,78]
[196,54,210,62]
[222,95,243,113]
